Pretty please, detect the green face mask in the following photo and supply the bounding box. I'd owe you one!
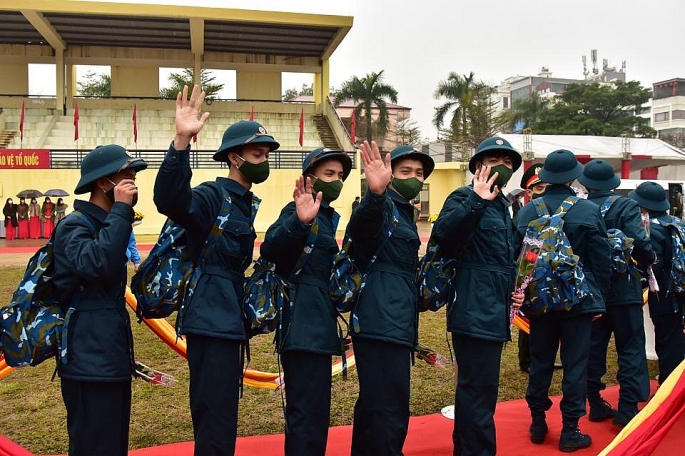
[237,156,270,184]
[312,177,343,203]
[391,176,423,200]
[488,164,513,189]
[531,191,545,199]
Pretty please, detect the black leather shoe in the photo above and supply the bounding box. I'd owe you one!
[530,421,548,444]
[588,398,616,422]
[559,429,592,452]
[613,410,638,428]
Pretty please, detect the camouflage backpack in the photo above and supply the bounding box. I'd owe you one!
[329,203,399,315]
[650,215,685,296]
[131,184,231,333]
[518,196,590,315]
[417,240,460,312]
[0,212,94,367]
[600,195,635,278]
[243,219,319,338]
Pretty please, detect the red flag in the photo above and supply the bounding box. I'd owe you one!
[19,101,25,142]
[73,102,79,141]
[192,134,197,143]
[249,106,254,121]
[132,104,138,143]
[298,108,304,147]
[350,111,356,144]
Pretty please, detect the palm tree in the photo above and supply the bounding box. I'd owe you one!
[334,70,398,143]
[160,68,224,100]
[509,92,549,132]
[433,72,494,147]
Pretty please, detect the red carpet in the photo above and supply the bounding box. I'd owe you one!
[2,382,683,456]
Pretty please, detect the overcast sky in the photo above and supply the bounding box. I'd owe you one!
[32,0,685,140]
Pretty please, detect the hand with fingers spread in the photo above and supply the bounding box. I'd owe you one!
[174,84,211,151]
[294,175,322,224]
[360,140,392,195]
[473,165,500,200]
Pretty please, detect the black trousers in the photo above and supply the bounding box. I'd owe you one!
[452,334,503,456]
[351,337,411,456]
[587,303,649,413]
[60,378,131,456]
[652,311,685,385]
[518,328,531,370]
[527,312,593,425]
[186,334,242,456]
[282,350,333,456]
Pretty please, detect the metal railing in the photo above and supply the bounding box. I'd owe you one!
[48,149,356,170]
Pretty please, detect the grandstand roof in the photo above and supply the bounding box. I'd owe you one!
[0,0,352,62]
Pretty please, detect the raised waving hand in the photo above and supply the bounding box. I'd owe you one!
[360,140,391,195]
[294,175,322,224]
[174,85,210,151]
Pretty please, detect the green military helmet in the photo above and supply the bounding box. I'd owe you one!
[628,182,670,212]
[302,147,353,181]
[213,120,280,162]
[578,159,620,190]
[390,145,435,179]
[74,145,148,194]
[539,149,584,185]
[469,137,522,174]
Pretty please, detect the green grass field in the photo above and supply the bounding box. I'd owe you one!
[0,266,637,455]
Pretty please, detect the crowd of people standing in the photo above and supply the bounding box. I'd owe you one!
[2,196,67,239]
[17,84,683,456]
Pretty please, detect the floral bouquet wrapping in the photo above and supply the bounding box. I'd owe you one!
[415,341,447,368]
[513,235,543,324]
[641,213,660,292]
[134,360,177,387]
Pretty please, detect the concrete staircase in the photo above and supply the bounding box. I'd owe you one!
[313,114,341,149]
[0,130,16,148]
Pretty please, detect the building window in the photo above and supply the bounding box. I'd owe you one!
[655,112,670,122]
[502,96,509,109]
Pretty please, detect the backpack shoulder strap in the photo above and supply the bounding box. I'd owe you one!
[553,196,579,219]
[197,187,232,267]
[73,211,96,232]
[368,201,400,266]
[531,198,550,218]
[600,195,619,217]
[289,218,319,281]
[340,200,400,270]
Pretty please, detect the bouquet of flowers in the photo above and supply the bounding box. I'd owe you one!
[427,213,439,224]
[134,360,177,387]
[513,235,543,324]
[641,213,660,292]
[415,341,447,368]
[133,210,145,222]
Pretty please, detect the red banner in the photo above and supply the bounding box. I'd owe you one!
[132,104,138,143]
[298,108,304,146]
[73,102,79,141]
[0,149,50,169]
[350,112,356,143]
[19,101,25,142]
